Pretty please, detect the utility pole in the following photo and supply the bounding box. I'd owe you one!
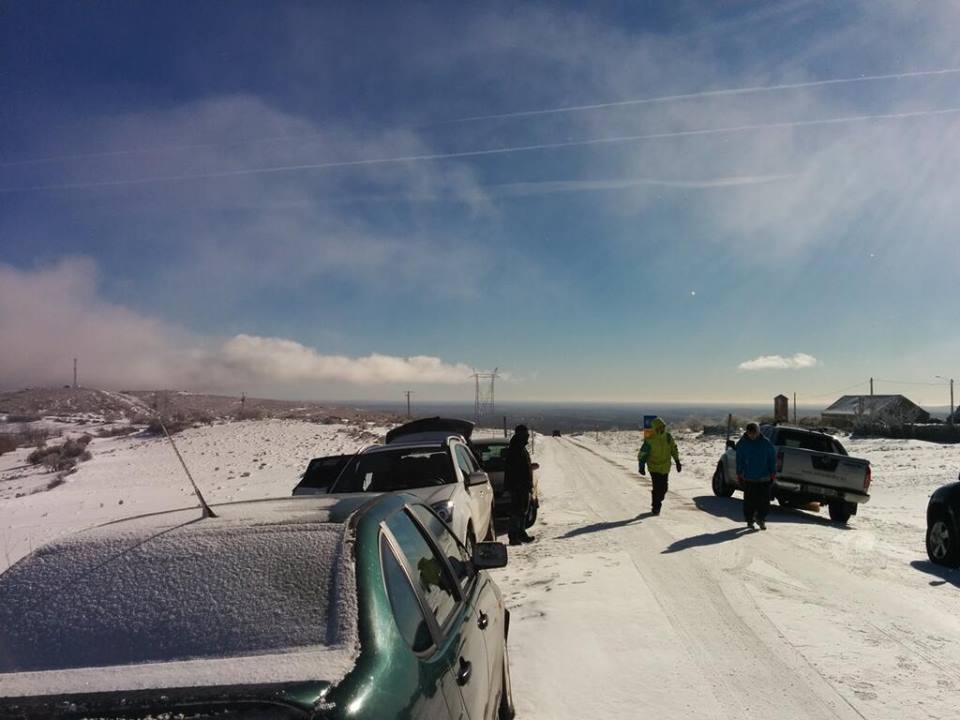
[870,377,874,396]
[793,392,797,424]
[73,358,78,388]
[937,376,955,425]
[403,390,413,418]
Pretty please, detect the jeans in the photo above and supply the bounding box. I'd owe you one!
[743,480,773,523]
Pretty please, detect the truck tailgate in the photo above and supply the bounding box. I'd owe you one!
[778,448,870,495]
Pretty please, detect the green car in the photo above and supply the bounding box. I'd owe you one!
[0,494,515,719]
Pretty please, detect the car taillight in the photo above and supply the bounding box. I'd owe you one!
[776,450,784,473]
[864,465,872,492]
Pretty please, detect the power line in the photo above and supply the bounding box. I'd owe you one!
[802,380,870,400]
[873,377,945,387]
[5,105,960,194]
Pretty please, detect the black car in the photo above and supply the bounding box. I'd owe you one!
[926,471,960,567]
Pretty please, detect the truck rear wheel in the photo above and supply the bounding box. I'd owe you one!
[827,501,853,524]
[712,462,734,498]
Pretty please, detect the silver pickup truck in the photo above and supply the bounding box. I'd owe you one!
[711,424,871,524]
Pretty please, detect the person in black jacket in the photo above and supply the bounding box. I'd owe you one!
[504,424,535,545]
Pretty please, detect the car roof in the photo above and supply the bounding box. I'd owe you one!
[0,494,392,700]
[359,440,452,454]
[472,437,510,446]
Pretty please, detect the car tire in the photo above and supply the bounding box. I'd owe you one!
[484,512,496,541]
[926,513,960,567]
[712,462,735,498]
[827,500,853,524]
[498,642,516,720]
[525,500,538,529]
[466,527,477,556]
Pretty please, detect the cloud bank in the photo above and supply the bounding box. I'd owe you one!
[0,260,477,394]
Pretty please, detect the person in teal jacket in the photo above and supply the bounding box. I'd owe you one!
[637,417,681,515]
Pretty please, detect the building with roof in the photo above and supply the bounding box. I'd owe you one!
[822,394,930,428]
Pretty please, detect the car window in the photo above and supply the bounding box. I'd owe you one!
[330,447,455,492]
[387,511,460,628]
[476,443,508,471]
[777,430,837,453]
[381,535,433,652]
[454,444,478,480]
[410,504,472,591]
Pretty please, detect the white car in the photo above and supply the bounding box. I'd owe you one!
[298,418,495,550]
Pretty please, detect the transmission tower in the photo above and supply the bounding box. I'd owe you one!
[472,368,498,426]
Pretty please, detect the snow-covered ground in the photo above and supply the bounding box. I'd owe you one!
[3,420,960,717]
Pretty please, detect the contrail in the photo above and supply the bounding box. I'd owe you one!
[4,67,960,169]
[448,67,960,123]
[3,105,960,194]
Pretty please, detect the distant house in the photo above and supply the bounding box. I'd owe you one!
[822,394,930,428]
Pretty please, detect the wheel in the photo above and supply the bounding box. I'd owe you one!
[484,511,496,541]
[466,527,477,556]
[524,500,539,529]
[712,462,734,498]
[498,640,516,719]
[827,500,853,524]
[927,514,960,567]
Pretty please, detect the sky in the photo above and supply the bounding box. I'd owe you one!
[1,0,958,406]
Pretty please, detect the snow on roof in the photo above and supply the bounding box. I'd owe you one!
[823,394,921,415]
[0,504,360,697]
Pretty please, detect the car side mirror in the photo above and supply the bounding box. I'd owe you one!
[472,541,508,569]
[467,470,489,486]
[531,462,540,470]
[726,440,736,450]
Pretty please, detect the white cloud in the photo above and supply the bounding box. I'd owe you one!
[221,334,475,385]
[0,260,480,394]
[738,353,819,371]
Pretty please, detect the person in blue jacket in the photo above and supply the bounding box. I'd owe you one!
[735,422,777,530]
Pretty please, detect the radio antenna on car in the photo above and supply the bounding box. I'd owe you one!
[160,419,217,519]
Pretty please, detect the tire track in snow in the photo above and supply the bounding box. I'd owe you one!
[554,438,865,719]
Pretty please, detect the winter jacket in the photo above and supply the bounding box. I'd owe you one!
[637,417,680,474]
[735,433,777,482]
[504,434,533,493]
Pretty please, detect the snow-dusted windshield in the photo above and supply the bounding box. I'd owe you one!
[331,448,456,493]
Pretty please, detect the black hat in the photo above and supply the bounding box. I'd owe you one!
[514,424,529,434]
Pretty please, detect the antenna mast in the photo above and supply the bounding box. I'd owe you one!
[160,420,217,519]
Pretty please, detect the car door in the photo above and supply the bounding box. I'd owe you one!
[386,508,490,719]
[454,443,492,538]
[410,504,500,720]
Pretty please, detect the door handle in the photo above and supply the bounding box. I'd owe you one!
[478,611,489,630]
[457,658,472,686]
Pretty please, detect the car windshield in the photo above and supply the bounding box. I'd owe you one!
[330,447,455,493]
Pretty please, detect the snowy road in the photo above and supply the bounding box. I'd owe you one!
[3,421,960,717]
[499,436,960,720]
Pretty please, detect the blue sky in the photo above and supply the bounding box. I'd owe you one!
[1,0,958,405]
